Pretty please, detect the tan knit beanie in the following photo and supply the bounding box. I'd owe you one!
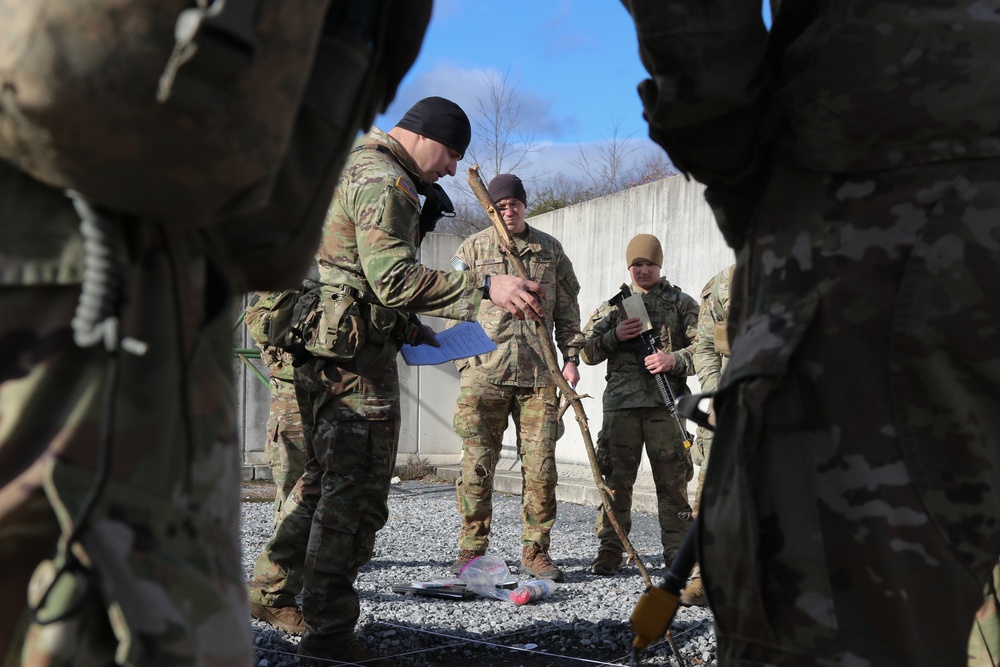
[626,234,663,267]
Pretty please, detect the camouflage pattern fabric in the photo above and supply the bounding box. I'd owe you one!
[623,1,1000,663]
[452,224,586,386]
[581,278,698,560]
[245,290,304,519]
[593,407,693,560]
[249,127,487,648]
[453,379,560,551]
[969,559,1000,667]
[248,403,399,649]
[262,377,305,520]
[0,0,331,225]
[451,223,584,552]
[0,162,251,667]
[700,159,1000,666]
[580,278,699,406]
[691,265,732,514]
[316,127,483,335]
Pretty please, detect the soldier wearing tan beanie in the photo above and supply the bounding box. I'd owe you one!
[625,233,663,269]
[580,233,700,577]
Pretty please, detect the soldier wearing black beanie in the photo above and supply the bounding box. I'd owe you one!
[248,90,543,667]
[395,96,472,158]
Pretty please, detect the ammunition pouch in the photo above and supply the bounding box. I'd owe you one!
[289,285,364,362]
[244,289,301,349]
[288,284,418,362]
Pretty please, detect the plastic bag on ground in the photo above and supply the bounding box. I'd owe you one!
[457,555,512,601]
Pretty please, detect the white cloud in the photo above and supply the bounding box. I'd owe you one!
[379,63,576,139]
[439,135,669,204]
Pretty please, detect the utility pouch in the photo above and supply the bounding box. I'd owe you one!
[244,289,301,349]
[311,287,365,360]
[289,286,365,361]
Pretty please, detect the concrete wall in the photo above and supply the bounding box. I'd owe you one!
[238,174,736,478]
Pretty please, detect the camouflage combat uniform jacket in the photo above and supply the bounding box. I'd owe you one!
[453,224,585,386]
[0,160,252,666]
[581,278,699,407]
[693,265,733,395]
[309,127,487,418]
[623,1,1000,664]
[691,264,733,503]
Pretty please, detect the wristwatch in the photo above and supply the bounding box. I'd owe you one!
[563,354,579,366]
[482,274,491,300]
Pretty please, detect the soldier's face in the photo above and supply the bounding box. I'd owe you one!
[412,136,461,183]
[496,198,526,234]
[629,261,661,292]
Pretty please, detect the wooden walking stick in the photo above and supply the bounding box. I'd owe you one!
[469,167,689,667]
[467,166,652,586]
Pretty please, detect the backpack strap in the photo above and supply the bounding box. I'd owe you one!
[158,0,264,112]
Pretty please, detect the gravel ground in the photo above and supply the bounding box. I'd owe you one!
[242,479,717,667]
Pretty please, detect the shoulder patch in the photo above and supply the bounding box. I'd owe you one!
[393,176,420,207]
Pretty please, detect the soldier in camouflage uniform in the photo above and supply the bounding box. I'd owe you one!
[246,98,544,666]
[0,162,254,667]
[244,290,307,520]
[691,264,733,516]
[623,0,1000,664]
[450,173,586,583]
[581,234,699,577]
[680,263,733,606]
[0,2,438,663]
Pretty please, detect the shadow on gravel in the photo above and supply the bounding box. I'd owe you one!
[363,616,646,666]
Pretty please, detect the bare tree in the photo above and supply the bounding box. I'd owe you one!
[466,67,539,182]
[570,117,640,197]
[444,67,541,236]
[435,197,489,237]
[624,150,677,188]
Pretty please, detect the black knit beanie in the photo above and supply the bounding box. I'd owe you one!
[488,173,527,205]
[395,97,471,158]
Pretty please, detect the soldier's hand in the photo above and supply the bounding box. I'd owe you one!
[562,361,580,388]
[645,350,675,374]
[488,275,544,320]
[420,325,440,347]
[615,317,643,341]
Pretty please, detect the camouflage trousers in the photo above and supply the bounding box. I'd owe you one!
[264,376,306,521]
[249,356,399,648]
[702,159,1000,666]
[692,422,713,516]
[595,406,693,561]
[0,234,250,666]
[454,378,559,551]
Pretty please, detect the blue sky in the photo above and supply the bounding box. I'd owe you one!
[375,0,661,190]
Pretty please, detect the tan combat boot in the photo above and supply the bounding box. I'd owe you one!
[450,548,485,575]
[521,543,564,582]
[589,550,623,576]
[249,601,305,635]
[680,576,708,607]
